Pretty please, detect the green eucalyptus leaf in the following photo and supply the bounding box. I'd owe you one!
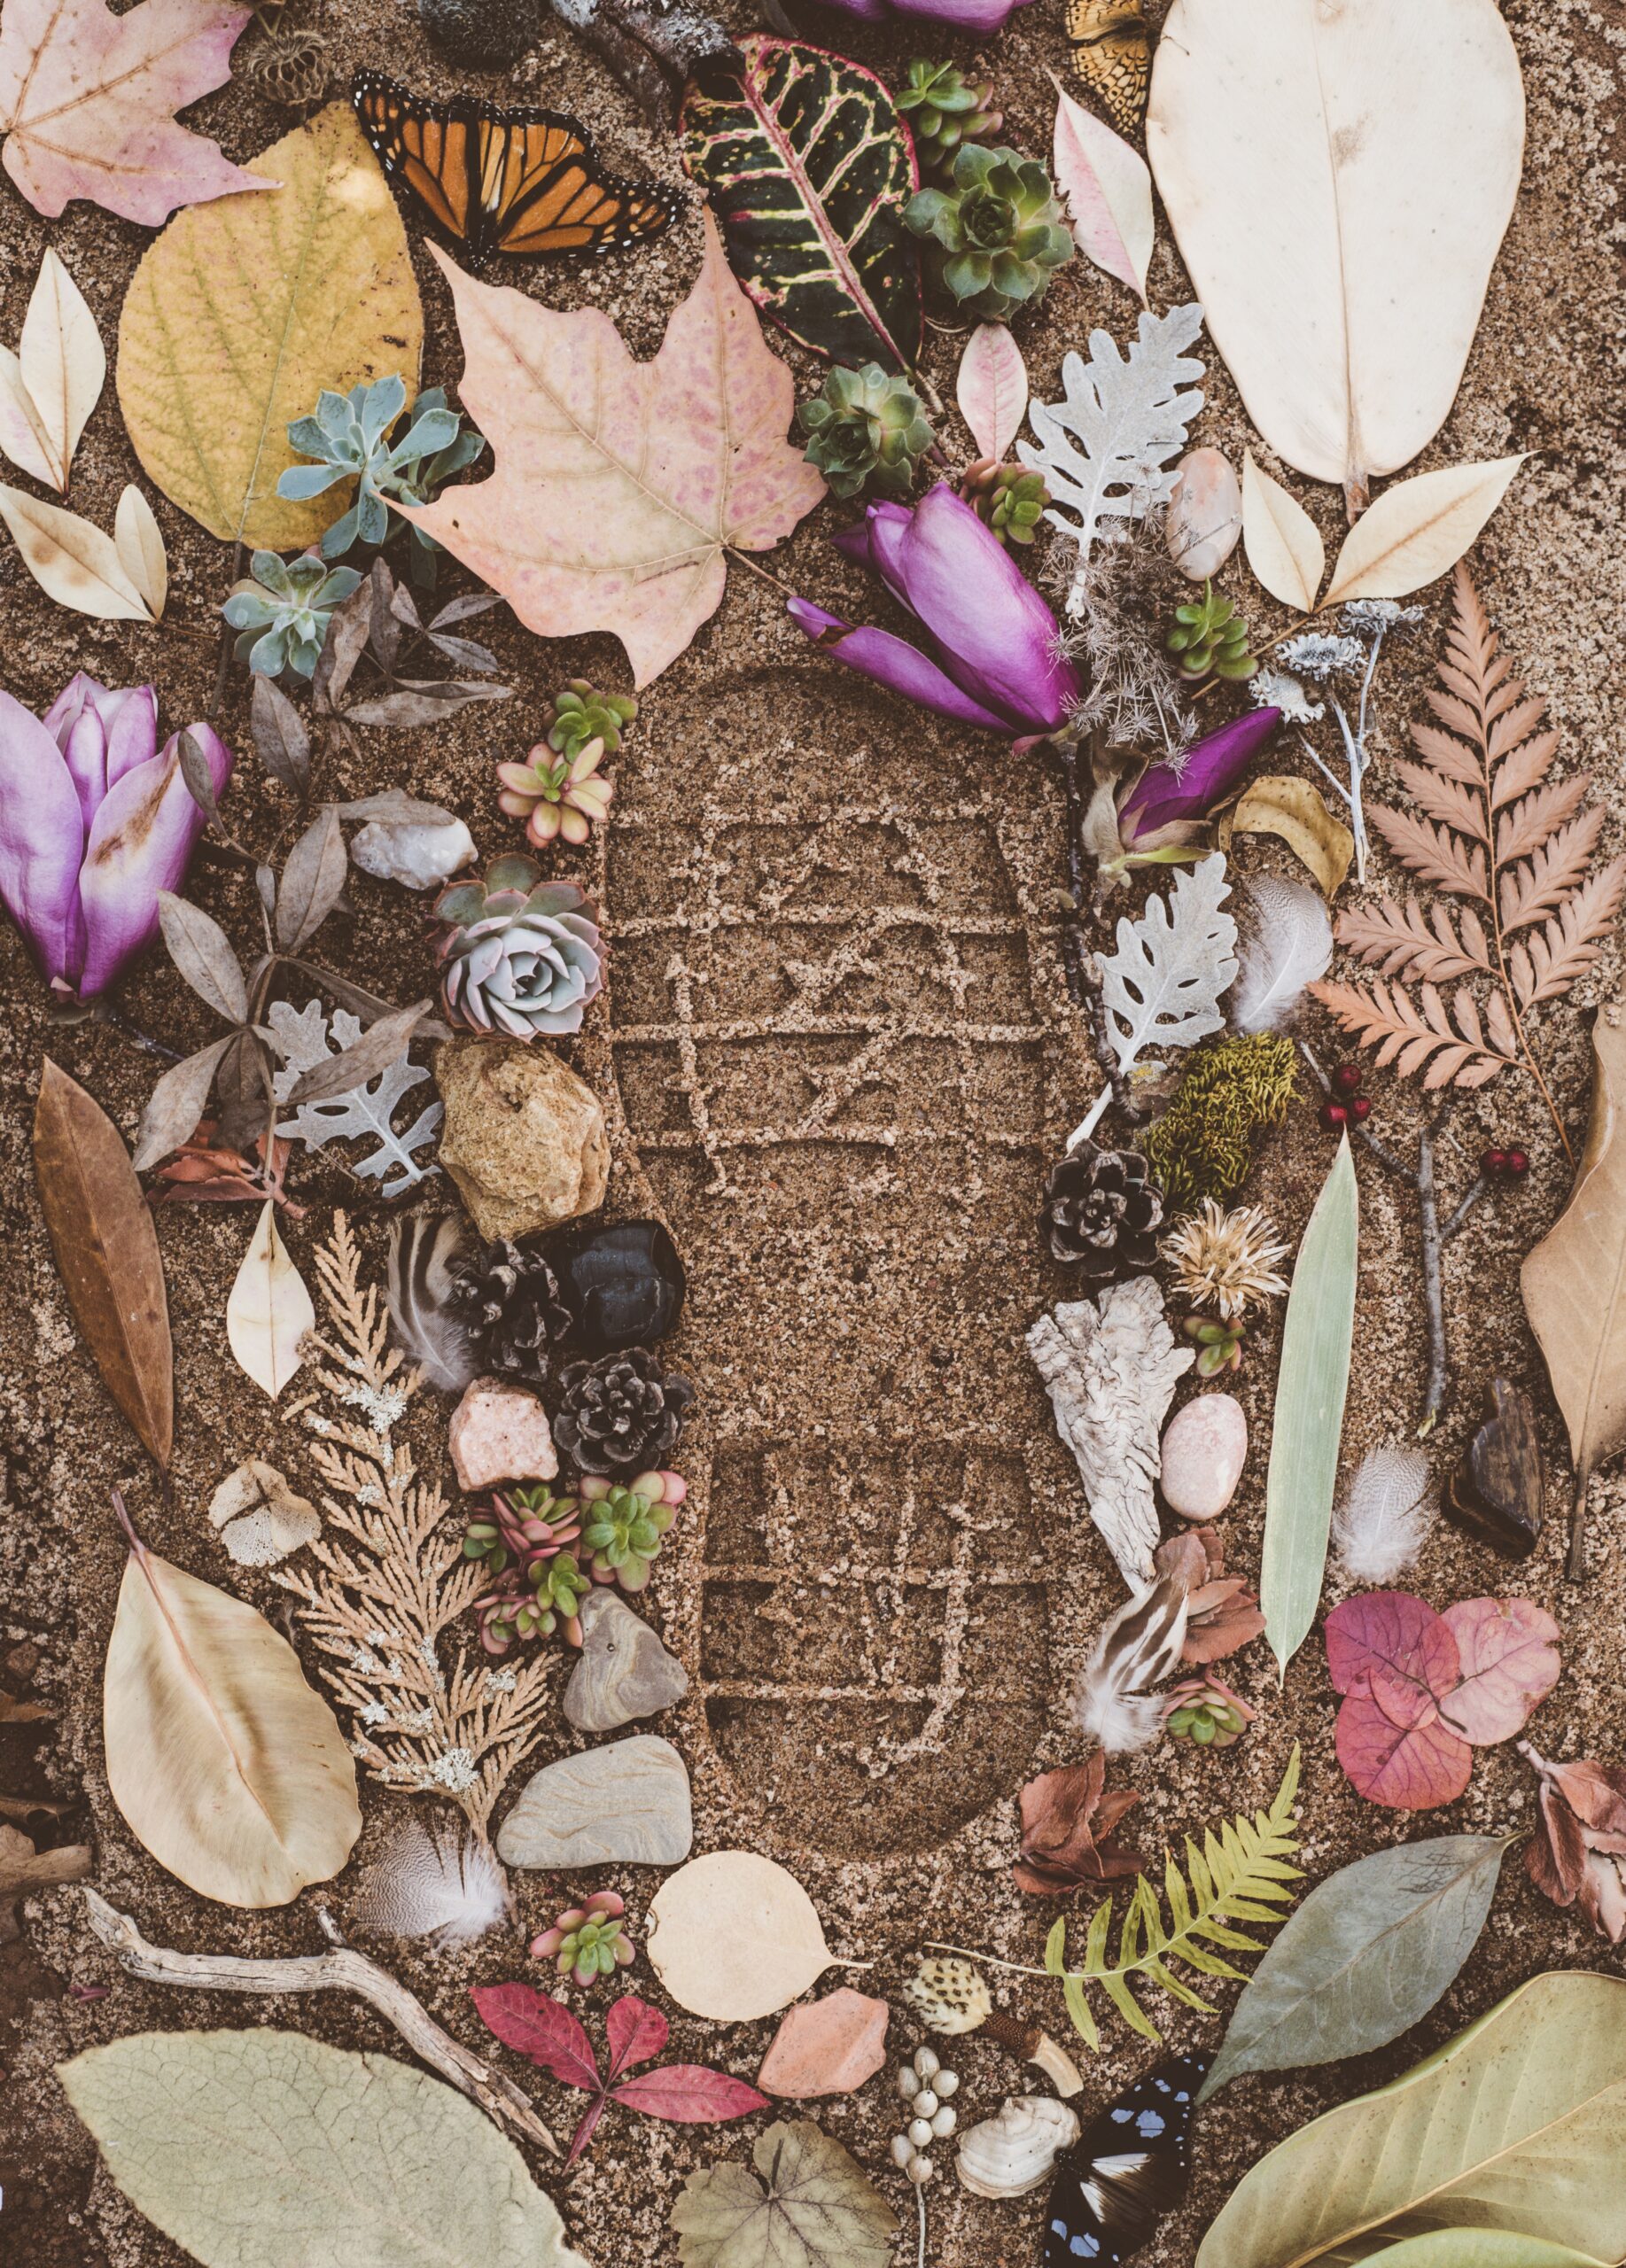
[1201,1834,1513,2100]
[1196,1973,1626,2268]
[58,2029,588,2268]
[1260,1132,1358,1681]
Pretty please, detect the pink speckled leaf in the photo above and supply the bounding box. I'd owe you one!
[1324,1589,1459,1711]
[1438,1596,1562,1744]
[403,217,826,689]
[0,0,266,224]
[956,322,1028,463]
[1334,1688,1474,1810]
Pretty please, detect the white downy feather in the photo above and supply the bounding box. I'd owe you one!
[354,1818,510,1948]
[1333,1445,1433,1586]
[1232,878,1333,1033]
[385,1215,481,1394]
[1070,1574,1188,1753]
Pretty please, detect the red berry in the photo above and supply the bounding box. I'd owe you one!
[1333,1063,1363,1097]
[1350,1095,1373,1122]
[1505,1147,1529,1177]
[1319,1100,1349,1130]
[1482,1146,1508,1177]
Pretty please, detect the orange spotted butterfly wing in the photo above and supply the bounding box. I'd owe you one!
[353,71,678,260]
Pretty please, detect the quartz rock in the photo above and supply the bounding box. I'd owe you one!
[1166,447,1242,580]
[758,1989,891,2098]
[552,1218,686,1352]
[448,1375,558,1491]
[351,817,475,891]
[436,1037,610,1242]
[1160,1392,1247,1520]
[1445,1377,1544,1557]
[564,1590,689,1732]
[496,1735,693,1870]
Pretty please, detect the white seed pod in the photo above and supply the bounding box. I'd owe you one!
[956,2094,1083,2201]
[891,2133,915,2171]
[907,2117,934,2148]
[935,2069,961,2099]
[908,2155,935,2186]
[898,2065,920,2101]
[930,2103,958,2138]
[912,2088,939,2117]
[913,2045,940,2080]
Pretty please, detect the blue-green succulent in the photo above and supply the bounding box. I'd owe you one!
[276,375,484,564]
[221,550,363,680]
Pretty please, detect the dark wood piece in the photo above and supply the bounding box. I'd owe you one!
[1444,1377,1544,1557]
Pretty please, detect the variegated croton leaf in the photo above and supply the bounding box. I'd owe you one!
[681,35,922,374]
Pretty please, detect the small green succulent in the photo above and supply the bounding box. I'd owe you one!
[531,1891,635,1987]
[895,59,1001,172]
[1184,1316,1245,1378]
[961,460,1049,548]
[543,680,638,764]
[221,549,363,679]
[276,374,485,567]
[905,144,1073,325]
[581,1481,676,1593]
[1166,581,1256,682]
[798,363,936,501]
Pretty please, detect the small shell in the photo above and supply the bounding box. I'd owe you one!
[955,2094,1082,2200]
[1166,447,1242,580]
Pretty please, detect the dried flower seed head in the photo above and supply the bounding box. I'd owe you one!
[905,1956,992,2034]
[1162,1200,1289,1323]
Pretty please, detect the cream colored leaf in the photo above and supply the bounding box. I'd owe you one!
[956,322,1027,464]
[19,248,105,493]
[227,1200,314,1399]
[1322,455,1527,607]
[646,1852,834,2020]
[1148,0,1524,497]
[0,344,56,485]
[1242,452,1325,611]
[104,1524,360,1905]
[113,485,167,619]
[1218,773,1353,897]
[0,482,150,618]
[117,103,421,548]
[208,1459,320,1566]
[1050,73,1153,302]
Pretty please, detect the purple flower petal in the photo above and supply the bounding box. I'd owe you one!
[821,0,1029,24]
[76,725,232,998]
[43,676,159,828]
[1118,709,1283,847]
[0,686,86,990]
[787,597,1015,733]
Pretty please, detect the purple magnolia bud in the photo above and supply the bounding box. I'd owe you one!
[1117,709,1282,850]
[818,0,1033,27]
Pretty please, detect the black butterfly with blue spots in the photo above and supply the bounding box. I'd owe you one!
[1041,2053,1207,2267]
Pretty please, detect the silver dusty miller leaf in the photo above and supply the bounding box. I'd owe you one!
[1027,1276,1195,1589]
[1018,302,1205,609]
[1097,852,1238,1076]
[268,999,441,1197]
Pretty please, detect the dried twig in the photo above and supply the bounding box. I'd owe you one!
[80,1890,558,2155]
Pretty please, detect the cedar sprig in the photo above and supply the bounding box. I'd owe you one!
[275,1213,554,1843]
[1311,564,1625,1158]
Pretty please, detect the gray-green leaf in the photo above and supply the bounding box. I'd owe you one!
[58,2029,589,2268]
[671,2119,897,2268]
[1261,1130,1358,1681]
[1346,2237,1611,2268]
[1201,1834,1512,2100]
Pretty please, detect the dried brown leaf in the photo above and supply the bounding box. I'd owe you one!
[282,998,431,1107]
[1309,978,1513,1090]
[1368,806,1488,898]
[276,804,346,951]
[1499,808,1607,932]
[156,890,246,1022]
[1407,720,1482,785]
[251,673,311,796]
[133,1036,234,1170]
[1013,1752,1145,1894]
[1388,758,1486,843]
[1513,862,1626,1006]
[1495,774,1590,866]
[1335,896,1490,981]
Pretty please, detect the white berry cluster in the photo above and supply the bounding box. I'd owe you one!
[888,2045,960,2186]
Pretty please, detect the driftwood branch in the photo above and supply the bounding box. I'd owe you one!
[80,1890,557,2157]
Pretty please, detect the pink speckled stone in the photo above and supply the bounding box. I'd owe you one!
[757,1989,891,2098]
[448,1376,558,1491]
[1160,1393,1248,1521]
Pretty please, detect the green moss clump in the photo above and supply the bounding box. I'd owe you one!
[1142,1034,1297,1209]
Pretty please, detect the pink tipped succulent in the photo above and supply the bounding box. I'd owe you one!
[576,1469,687,1592]
[497,739,615,848]
[531,1891,636,1986]
[1163,1674,1256,1748]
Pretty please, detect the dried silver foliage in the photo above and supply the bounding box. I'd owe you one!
[354,1817,510,1949]
[1047,511,1195,755]
[269,999,441,1197]
[1028,1276,1195,1588]
[1232,878,1334,1034]
[1097,853,1238,1076]
[1333,1445,1434,1587]
[1071,1573,1189,1753]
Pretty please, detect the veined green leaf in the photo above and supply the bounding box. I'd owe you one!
[1339,2237,1610,2268]
[1262,1135,1359,1681]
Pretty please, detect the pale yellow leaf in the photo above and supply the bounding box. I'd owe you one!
[1241,451,1325,611]
[19,247,105,493]
[117,103,421,548]
[0,343,57,485]
[1218,774,1354,897]
[646,1851,834,2020]
[103,1519,360,1906]
[1322,454,1527,608]
[227,1200,314,1399]
[0,481,150,618]
[113,485,167,619]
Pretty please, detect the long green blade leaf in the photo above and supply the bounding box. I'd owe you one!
[1261,1132,1358,1680]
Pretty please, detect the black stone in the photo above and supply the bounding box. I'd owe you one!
[551,1219,686,1353]
[1444,1377,1544,1558]
[416,0,539,68]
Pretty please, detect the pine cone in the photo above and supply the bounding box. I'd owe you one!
[554,1349,695,1476]
[1039,1143,1164,1277]
[449,1239,572,1385]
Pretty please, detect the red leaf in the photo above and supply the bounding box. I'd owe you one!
[1334,1689,1474,1809]
[471,1983,601,2093]
[1436,1596,1561,1744]
[611,2066,770,2124]
[603,1992,669,2078]
[1325,1590,1459,1713]
[565,2092,611,2167]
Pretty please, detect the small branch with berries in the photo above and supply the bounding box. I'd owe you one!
[1300,1044,1524,1436]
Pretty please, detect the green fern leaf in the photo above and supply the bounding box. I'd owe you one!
[1100,1968,1161,2042]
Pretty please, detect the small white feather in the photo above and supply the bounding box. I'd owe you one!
[1070,1573,1188,1754]
[1232,878,1333,1033]
[1333,1445,1433,1586]
[386,1215,481,1394]
[354,1818,510,1949]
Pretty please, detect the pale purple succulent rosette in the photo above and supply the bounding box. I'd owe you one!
[819,0,1036,31]
[1116,708,1283,850]
[787,485,1083,738]
[0,673,233,1001]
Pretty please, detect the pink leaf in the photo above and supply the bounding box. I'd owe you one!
[565,2092,611,2167]
[1335,1688,1474,1809]
[603,1992,669,2079]
[611,2066,770,2124]
[1324,1590,1459,1713]
[1437,1596,1562,1744]
[1049,73,1154,303]
[0,0,268,225]
[471,1983,601,2093]
[955,323,1028,463]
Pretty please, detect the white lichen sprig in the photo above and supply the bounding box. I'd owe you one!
[274,1213,554,1843]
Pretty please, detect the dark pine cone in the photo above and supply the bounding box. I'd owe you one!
[448,1239,572,1386]
[554,1349,696,1476]
[1039,1142,1165,1278]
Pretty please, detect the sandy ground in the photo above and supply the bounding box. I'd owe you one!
[3,2,1625,2263]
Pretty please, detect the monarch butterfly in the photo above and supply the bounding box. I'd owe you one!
[1064,0,1152,137]
[352,70,679,261]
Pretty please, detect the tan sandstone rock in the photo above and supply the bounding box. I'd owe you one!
[436,1036,610,1241]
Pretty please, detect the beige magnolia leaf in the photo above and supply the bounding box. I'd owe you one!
[646,1852,835,2021]
[1050,73,1153,302]
[956,322,1027,464]
[104,1514,360,1905]
[227,1200,315,1399]
[1321,455,1526,608]
[1241,452,1324,611]
[1148,0,1524,500]
[0,482,151,619]
[0,348,54,487]
[0,249,105,493]
[118,103,422,549]
[1218,774,1353,897]
[113,485,167,619]
[403,215,826,688]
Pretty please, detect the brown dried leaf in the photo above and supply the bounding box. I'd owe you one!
[1495,774,1591,865]
[1309,978,1513,1091]
[276,804,346,951]
[1013,1751,1145,1894]
[1499,808,1607,933]
[1368,806,1488,898]
[155,890,246,1022]
[251,673,311,796]
[132,1036,235,1170]
[282,998,431,1107]
[1513,862,1626,1006]
[1387,758,1486,843]
[1335,895,1490,981]
[1405,719,1481,784]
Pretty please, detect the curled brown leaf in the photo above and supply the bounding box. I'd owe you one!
[1013,1751,1144,1895]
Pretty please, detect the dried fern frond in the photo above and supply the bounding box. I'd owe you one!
[1311,565,1624,1149]
[274,1214,555,1842]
